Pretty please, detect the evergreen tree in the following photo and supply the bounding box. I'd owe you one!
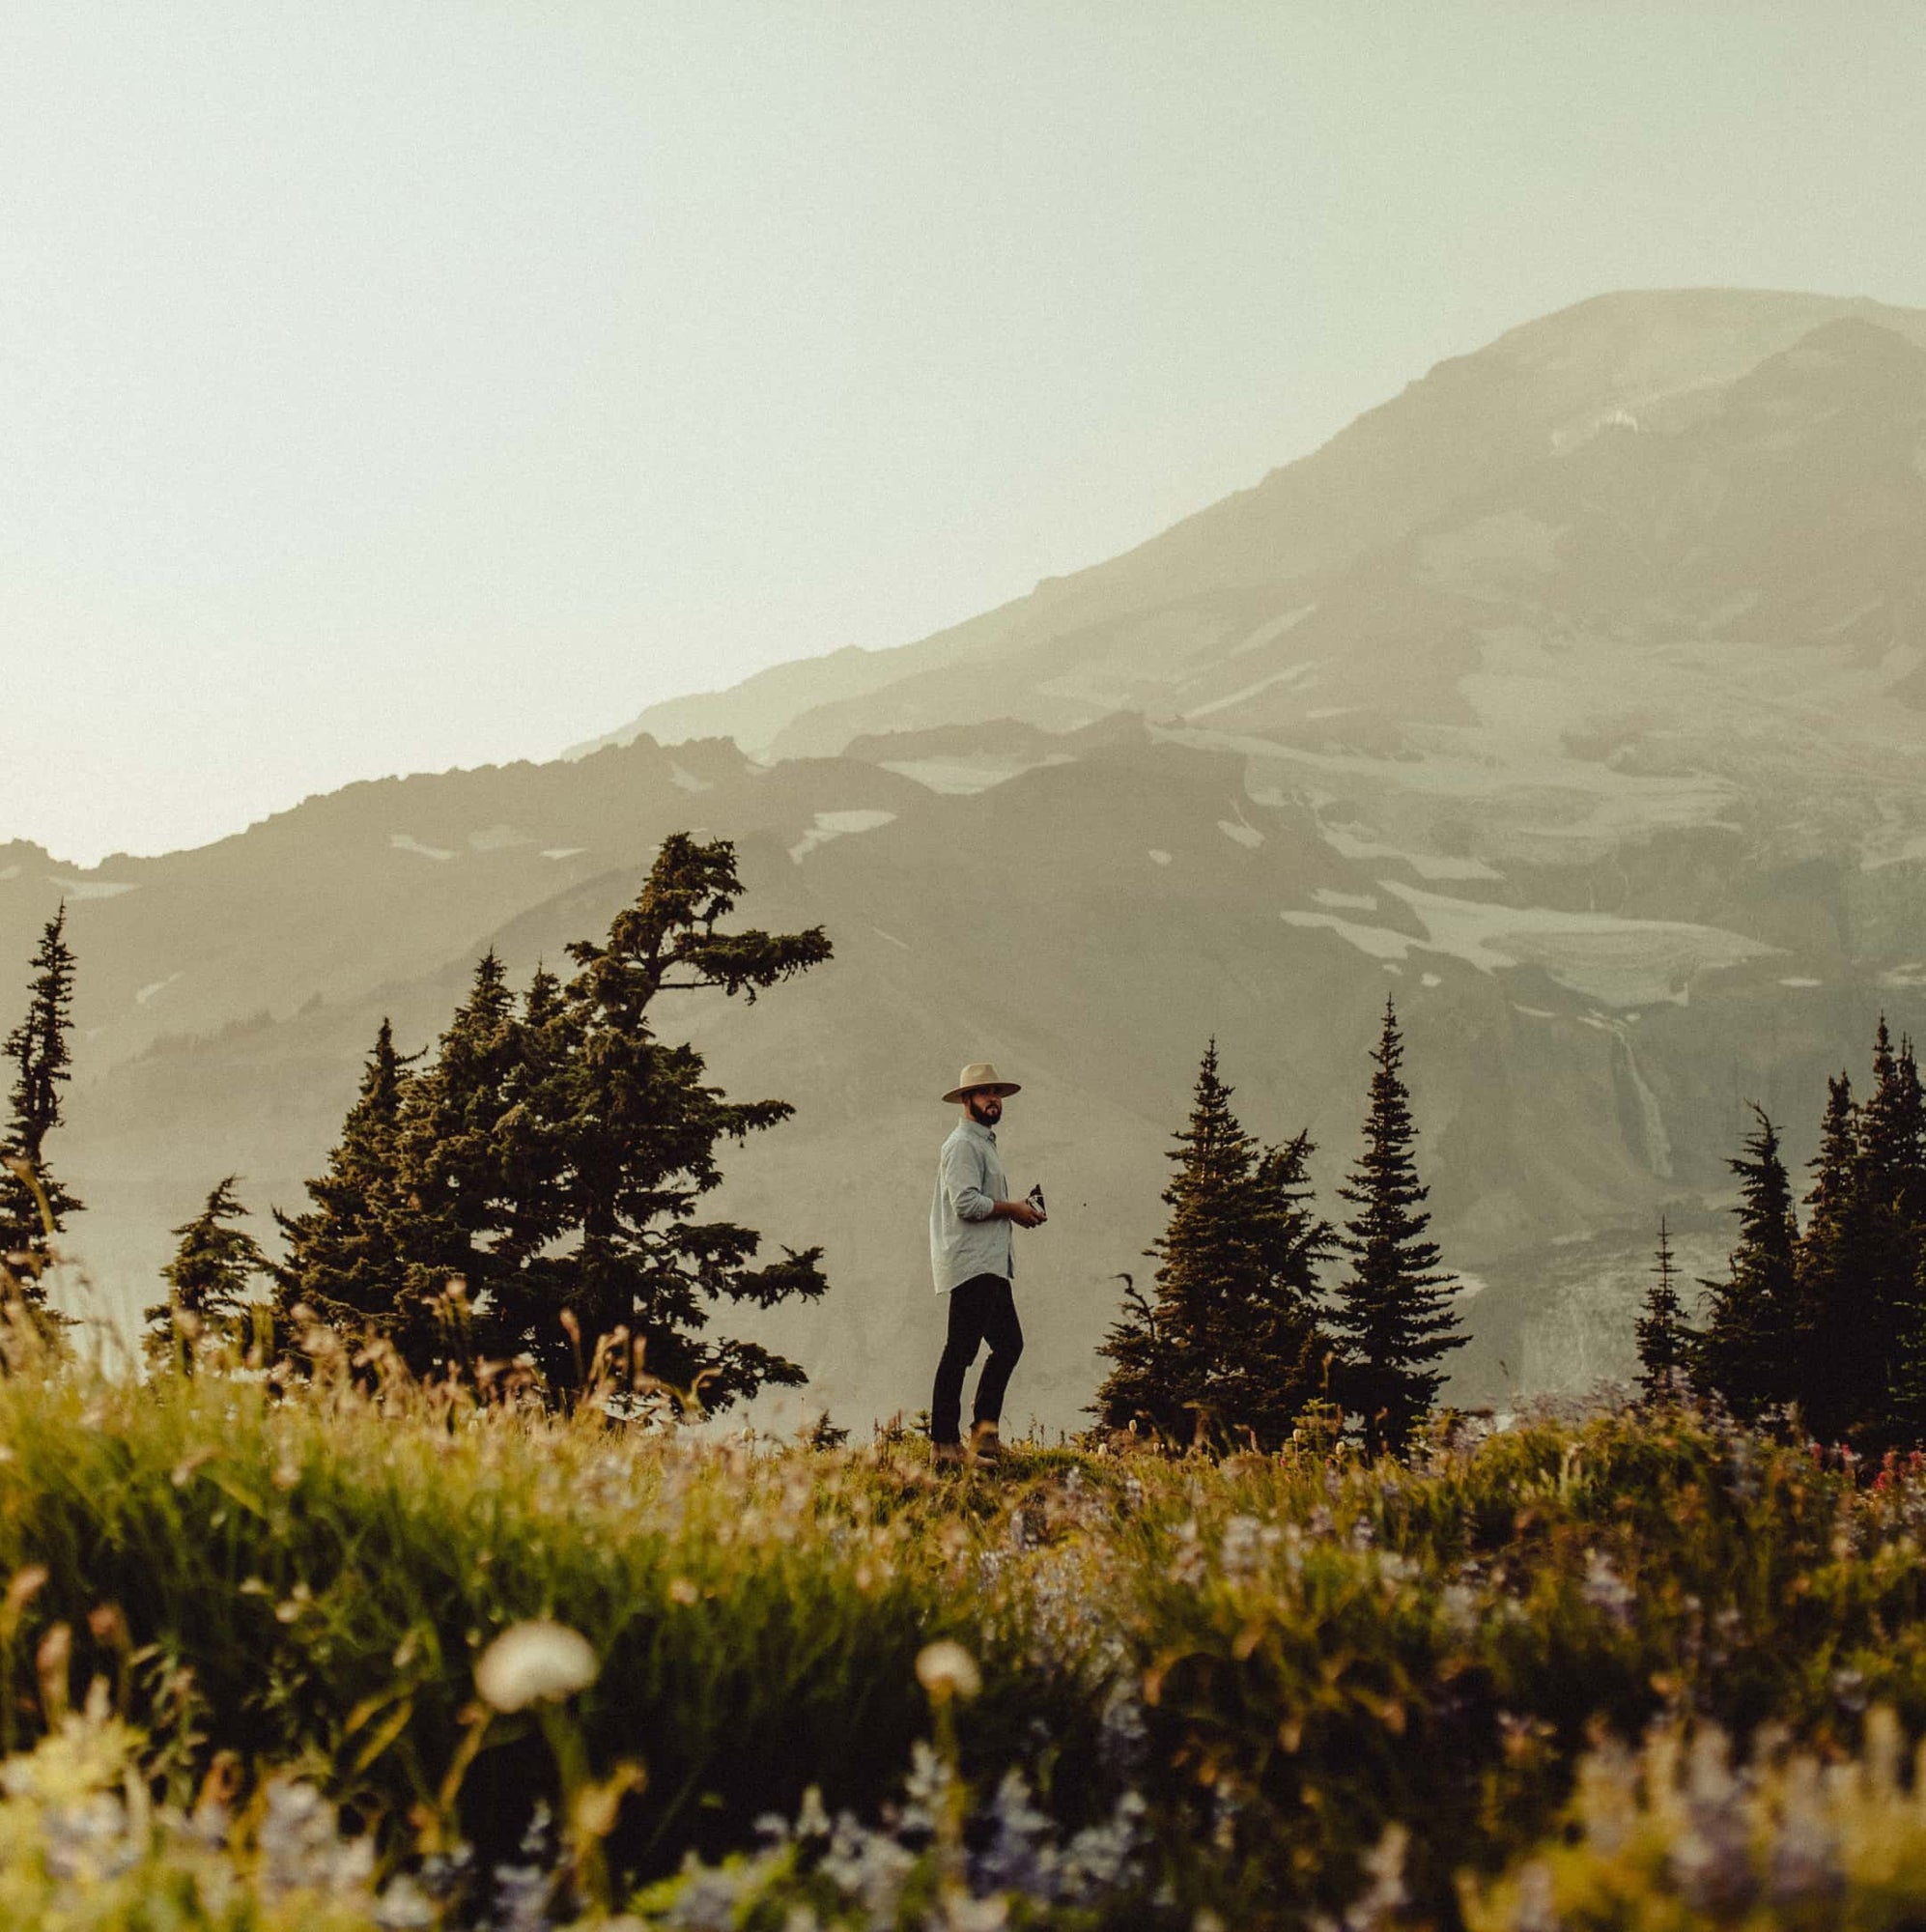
[1852,1020,1926,1445]
[1204,1131,1334,1450]
[1635,1215,1691,1400]
[1871,1029,1926,1446]
[272,1019,419,1353]
[1092,1271,1166,1438]
[390,952,524,1374]
[493,963,571,1277]
[1327,1000,1463,1458]
[0,907,82,1302]
[1694,1107,1799,1420]
[145,1178,269,1374]
[485,834,834,1410]
[1094,1044,1331,1449]
[1792,1071,1866,1439]
[1096,1042,1260,1443]
[1896,1035,1926,1228]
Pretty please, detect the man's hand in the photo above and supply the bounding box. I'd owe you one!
[999,1200,1046,1229]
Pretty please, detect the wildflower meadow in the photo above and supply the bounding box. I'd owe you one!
[5,1341,1926,1927]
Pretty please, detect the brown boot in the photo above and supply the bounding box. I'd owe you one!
[932,1441,965,1469]
[970,1423,1003,1467]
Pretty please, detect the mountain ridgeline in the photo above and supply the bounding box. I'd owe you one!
[12,288,1926,1430]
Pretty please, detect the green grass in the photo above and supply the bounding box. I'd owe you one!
[5,1365,1926,1925]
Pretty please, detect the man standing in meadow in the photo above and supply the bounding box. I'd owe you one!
[929,1062,1045,1466]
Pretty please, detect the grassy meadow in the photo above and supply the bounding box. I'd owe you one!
[7,1355,1926,1926]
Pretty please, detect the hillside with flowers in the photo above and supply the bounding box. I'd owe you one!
[3,1348,1926,1928]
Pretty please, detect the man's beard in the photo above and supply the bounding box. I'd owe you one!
[968,1097,1003,1125]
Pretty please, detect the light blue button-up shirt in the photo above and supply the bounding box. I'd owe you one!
[929,1117,1014,1293]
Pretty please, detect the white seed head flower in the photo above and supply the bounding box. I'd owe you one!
[915,1639,981,1702]
[474,1620,599,1714]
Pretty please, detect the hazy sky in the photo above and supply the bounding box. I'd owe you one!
[8,4,1926,864]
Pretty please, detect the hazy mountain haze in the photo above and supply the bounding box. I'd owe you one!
[11,6,1926,861]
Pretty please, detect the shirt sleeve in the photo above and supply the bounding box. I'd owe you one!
[943,1137,999,1222]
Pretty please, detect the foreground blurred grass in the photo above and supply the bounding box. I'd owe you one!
[7,1364,1926,1924]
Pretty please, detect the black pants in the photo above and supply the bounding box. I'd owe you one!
[931,1272,1024,1445]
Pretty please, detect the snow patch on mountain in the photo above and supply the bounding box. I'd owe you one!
[1286,881,1774,1006]
[880,756,1071,795]
[1280,909,1417,961]
[788,810,898,864]
[389,835,454,862]
[48,875,137,900]
[1229,605,1317,658]
[1307,820,1502,881]
[1377,879,1775,1006]
[1186,660,1317,720]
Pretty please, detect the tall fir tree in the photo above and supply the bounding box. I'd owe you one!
[1694,1107,1799,1420]
[1328,999,1463,1458]
[1094,1044,1331,1449]
[1792,1071,1867,1439]
[0,907,83,1306]
[1871,1029,1926,1446]
[1096,1041,1260,1443]
[272,1018,419,1353]
[1204,1130,1334,1449]
[483,834,834,1409]
[1852,1020,1926,1445]
[145,1178,269,1375]
[1635,1215,1691,1400]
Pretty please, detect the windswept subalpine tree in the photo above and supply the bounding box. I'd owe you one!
[145,1178,269,1375]
[1694,1107,1799,1420]
[1094,1043,1330,1450]
[0,907,82,1305]
[477,834,833,1410]
[1635,1215,1691,1401]
[1328,1000,1463,1458]
[272,1018,419,1353]
[278,838,833,1411]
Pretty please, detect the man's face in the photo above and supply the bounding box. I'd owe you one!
[965,1090,1004,1126]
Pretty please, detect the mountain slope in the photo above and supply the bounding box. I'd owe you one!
[584,289,1926,761]
[17,287,1926,1429]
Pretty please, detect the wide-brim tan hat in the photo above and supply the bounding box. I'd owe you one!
[943,1061,1022,1104]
